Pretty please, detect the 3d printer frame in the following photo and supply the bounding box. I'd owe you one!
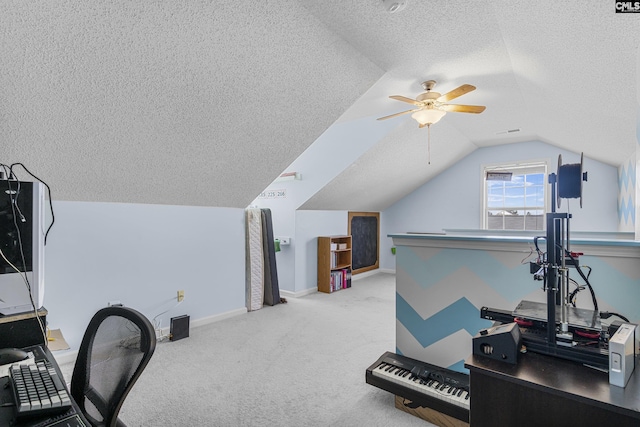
[523,170,608,369]
[484,154,610,369]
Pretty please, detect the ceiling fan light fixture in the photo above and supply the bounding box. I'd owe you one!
[377,79,485,165]
[411,108,446,126]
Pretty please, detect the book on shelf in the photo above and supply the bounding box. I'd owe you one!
[327,268,351,292]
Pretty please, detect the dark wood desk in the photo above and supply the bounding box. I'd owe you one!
[465,351,640,427]
[0,345,89,426]
[465,353,640,427]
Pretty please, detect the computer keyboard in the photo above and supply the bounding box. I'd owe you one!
[8,359,72,419]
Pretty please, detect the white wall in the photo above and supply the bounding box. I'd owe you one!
[295,210,347,294]
[44,201,246,352]
[380,141,619,270]
[252,115,397,292]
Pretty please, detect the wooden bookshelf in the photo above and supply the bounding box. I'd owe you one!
[317,235,352,293]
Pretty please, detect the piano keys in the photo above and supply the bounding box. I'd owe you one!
[366,351,470,423]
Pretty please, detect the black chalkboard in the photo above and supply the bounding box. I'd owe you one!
[348,212,379,273]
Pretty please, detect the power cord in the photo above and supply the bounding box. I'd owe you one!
[561,247,598,312]
[599,312,630,323]
[5,163,55,244]
[1,162,53,347]
[0,247,47,346]
[152,300,184,342]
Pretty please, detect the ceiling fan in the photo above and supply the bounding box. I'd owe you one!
[377,80,486,127]
[377,80,486,164]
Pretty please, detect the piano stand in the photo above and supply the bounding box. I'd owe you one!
[394,396,469,427]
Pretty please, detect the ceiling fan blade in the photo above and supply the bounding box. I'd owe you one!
[377,109,420,121]
[441,104,486,114]
[389,95,422,106]
[437,84,476,102]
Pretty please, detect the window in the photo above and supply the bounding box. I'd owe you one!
[483,162,547,231]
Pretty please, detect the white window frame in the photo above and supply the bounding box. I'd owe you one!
[481,159,549,231]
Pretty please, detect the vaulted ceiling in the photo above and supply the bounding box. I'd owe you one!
[2,1,638,210]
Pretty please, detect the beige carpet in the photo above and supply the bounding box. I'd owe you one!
[60,272,435,426]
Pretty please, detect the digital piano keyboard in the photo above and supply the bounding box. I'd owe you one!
[365,351,470,423]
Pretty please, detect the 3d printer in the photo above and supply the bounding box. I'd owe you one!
[482,154,631,370]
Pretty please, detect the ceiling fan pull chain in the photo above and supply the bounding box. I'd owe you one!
[427,124,431,165]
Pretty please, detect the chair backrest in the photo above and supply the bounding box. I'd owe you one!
[70,306,156,427]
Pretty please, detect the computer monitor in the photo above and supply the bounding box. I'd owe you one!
[0,180,45,315]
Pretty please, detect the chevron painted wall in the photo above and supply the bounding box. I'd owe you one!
[618,153,636,232]
[637,47,640,239]
[393,235,640,375]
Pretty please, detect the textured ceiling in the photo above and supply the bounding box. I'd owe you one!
[2,1,639,210]
[1,1,381,207]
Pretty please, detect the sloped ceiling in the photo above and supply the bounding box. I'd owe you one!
[2,1,639,210]
[1,1,382,207]
[299,0,640,211]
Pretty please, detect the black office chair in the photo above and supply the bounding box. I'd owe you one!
[70,306,156,427]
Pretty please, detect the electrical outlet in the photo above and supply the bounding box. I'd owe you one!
[277,236,291,245]
[177,290,184,302]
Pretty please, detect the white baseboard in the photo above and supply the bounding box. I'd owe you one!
[51,307,249,367]
[51,271,397,367]
[280,269,396,298]
[352,268,395,281]
[156,307,247,339]
[280,287,317,298]
[190,307,247,329]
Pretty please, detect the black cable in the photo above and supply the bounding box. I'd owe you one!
[567,278,585,307]
[532,236,548,291]
[600,312,630,323]
[1,163,49,346]
[9,163,55,245]
[3,167,35,298]
[7,179,29,289]
[559,245,598,312]
[0,164,12,181]
[533,236,545,254]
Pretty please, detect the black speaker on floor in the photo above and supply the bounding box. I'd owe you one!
[170,315,190,341]
[473,322,521,364]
